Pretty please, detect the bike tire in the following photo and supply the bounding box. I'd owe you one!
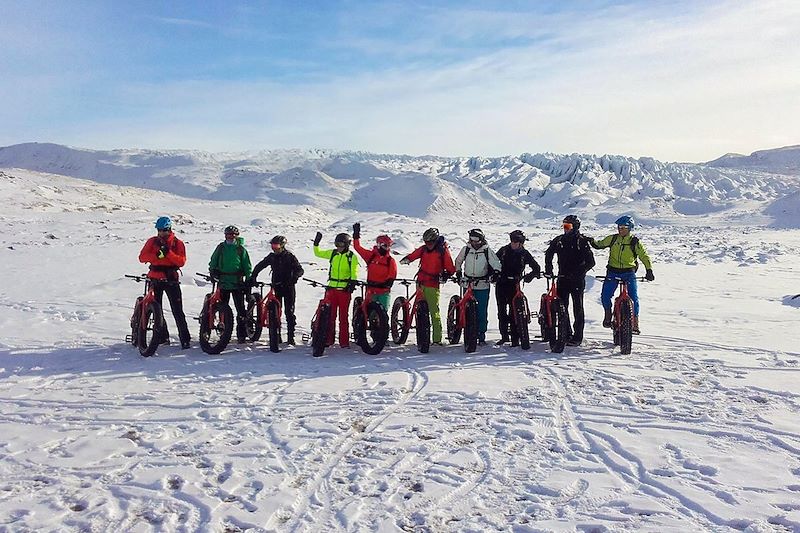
[138,301,164,357]
[415,300,431,354]
[538,296,550,342]
[514,296,531,350]
[245,293,263,342]
[199,300,234,355]
[618,299,634,355]
[351,296,364,344]
[446,294,462,344]
[130,296,143,346]
[390,296,409,345]
[359,302,389,355]
[463,299,478,353]
[268,300,281,353]
[311,303,331,357]
[548,299,569,354]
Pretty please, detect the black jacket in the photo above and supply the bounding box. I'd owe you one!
[251,250,304,286]
[544,231,595,279]
[496,244,540,284]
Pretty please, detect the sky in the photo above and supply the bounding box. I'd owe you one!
[1,0,799,162]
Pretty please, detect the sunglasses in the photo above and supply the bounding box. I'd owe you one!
[378,242,390,249]
[469,236,482,242]
[562,223,573,230]
[617,225,630,230]
[157,228,171,232]
[271,243,282,249]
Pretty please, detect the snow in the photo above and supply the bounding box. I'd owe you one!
[1,142,800,532]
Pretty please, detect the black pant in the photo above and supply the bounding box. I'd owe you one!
[557,277,586,342]
[154,283,191,344]
[275,285,297,338]
[221,289,247,339]
[495,281,518,341]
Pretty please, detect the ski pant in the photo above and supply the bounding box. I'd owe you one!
[154,282,191,345]
[495,281,517,341]
[474,288,490,343]
[221,288,247,340]
[275,285,297,339]
[325,288,351,347]
[421,286,442,344]
[558,277,586,342]
[600,271,639,316]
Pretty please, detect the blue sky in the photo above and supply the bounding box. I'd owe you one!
[1,0,798,161]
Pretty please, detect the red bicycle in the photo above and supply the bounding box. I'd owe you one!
[509,278,532,351]
[446,275,482,353]
[390,278,431,353]
[350,281,390,355]
[538,274,570,354]
[196,272,234,355]
[244,281,282,353]
[303,278,337,357]
[126,274,167,357]
[596,276,647,355]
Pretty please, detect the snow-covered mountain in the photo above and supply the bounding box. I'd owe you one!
[2,142,799,224]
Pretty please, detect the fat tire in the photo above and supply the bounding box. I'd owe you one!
[513,296,531,350]
[245,293,263,342]
[359,302,389,355]
[390,296,409,345]
[548,299,569,354]
[138,301,164,357]
[199,300,234,355]
[415,300,431,354]
[311,303,331,357]
[463,299,478,353]
[130,297,143,346]
[268,300,281,353]
[351,296,364,344]
[538,296,550,342]
[618,299,634,355]
[446,294,462,344]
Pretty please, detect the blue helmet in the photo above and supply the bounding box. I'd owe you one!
[615,215,634,229]
[155,216,172,230]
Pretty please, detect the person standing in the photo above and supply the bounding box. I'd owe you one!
[138,216,191,349]
[249,235,304,345]
[352,222,397,311]
[313,231,359,348]
[454,228,501,345]
[495,230,541,346]
[209,225,253,343]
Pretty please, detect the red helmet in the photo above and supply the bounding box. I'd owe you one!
[376,234,393,247]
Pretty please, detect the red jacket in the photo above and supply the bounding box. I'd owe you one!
[405,238,456,288]
[353,239,398,294]
[139,232,187,281]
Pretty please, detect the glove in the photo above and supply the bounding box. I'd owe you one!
[489,271,499,283]
[523,271,536,283]
[346,281,357,293]
[210,268,221,279]
[587,236,596,245]
[440,272,451,283]
[544,268,554,278]
[645,269,655,281]
[454,270,463,282]
[352,222,361,240]
[244,278,255,289]
[313,231,323,246]
[157,244,169,259]
[400,257,410,265]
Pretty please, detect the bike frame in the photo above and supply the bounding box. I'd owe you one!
[509,279,530,327]
[196,273,226,330]
[541,275,561,327]
[597,276,646,331]
[354,281,383,323]
[304,278,337,332]
[395,278,427,332]
[126,274,157,334]
[253,281,283,328]
[452,276,482,330]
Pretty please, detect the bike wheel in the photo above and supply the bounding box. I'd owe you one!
[446,294,462,344]
[514,296,531,350]
[360,302,389,355]
[199,301,234,355]
[463,299,478,353]
[390,296,409,345]
[415,300,431,353]
[268,300,281,353]
[548,299,569,354]
[351,296,364,344]
[130,297,143,346]
[138,301,164,357]
[538,296,550,342]
[245,293,263,342]
[311,303,331,357]
[618,299,634,355]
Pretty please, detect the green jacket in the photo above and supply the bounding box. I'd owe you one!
[591,234,653,271]
[209,237,253,290]
[313,245,359,289]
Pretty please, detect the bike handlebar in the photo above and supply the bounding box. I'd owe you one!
[302,277,335,290]
[595,276,649,282]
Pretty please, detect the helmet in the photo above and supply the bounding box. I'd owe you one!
[468,228,485,242]
[224,225,239,236]
[509,230,526,243]
[376,234,393,247]
[615,215,635,229]
[423,228,440,242]
[270,235,287,246]
[155,216,172,230]
[335,232,351,246]
[563,215,581,230]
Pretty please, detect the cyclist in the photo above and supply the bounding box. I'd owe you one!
[249,235,304,345]
[544,215,596,346]
[313,231,360,348]
[589,215,654,334]
[454,228,501,346]
[138,216,191,349]
[495,230,541,346]
[400,228,456,346]
[208,225,253,343]
[352,222,397,311]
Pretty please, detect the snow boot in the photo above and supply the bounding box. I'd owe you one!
[495,336,509,346]
[236,316,247,343]
[632,316,640,335]
[602,308,612,328]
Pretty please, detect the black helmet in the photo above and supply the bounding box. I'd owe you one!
[509,230,526,243]
[423,227,440,242]
[562,215,580,230]
[270,235,287,246]
[335,232,351,246]
[468,228,485,242]
[224,225,240,236]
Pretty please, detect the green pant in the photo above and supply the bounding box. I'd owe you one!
[421,286,442,343]
[371,292,390,312]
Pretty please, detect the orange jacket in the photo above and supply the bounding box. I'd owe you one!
[405,238,456,288]
[353,239,398,294]
[139,232,187,281]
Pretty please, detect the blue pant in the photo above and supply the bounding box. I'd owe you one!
[474,288,490,342]
[601,271,640,316]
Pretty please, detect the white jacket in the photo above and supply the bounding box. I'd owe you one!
[455,243,501,290]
